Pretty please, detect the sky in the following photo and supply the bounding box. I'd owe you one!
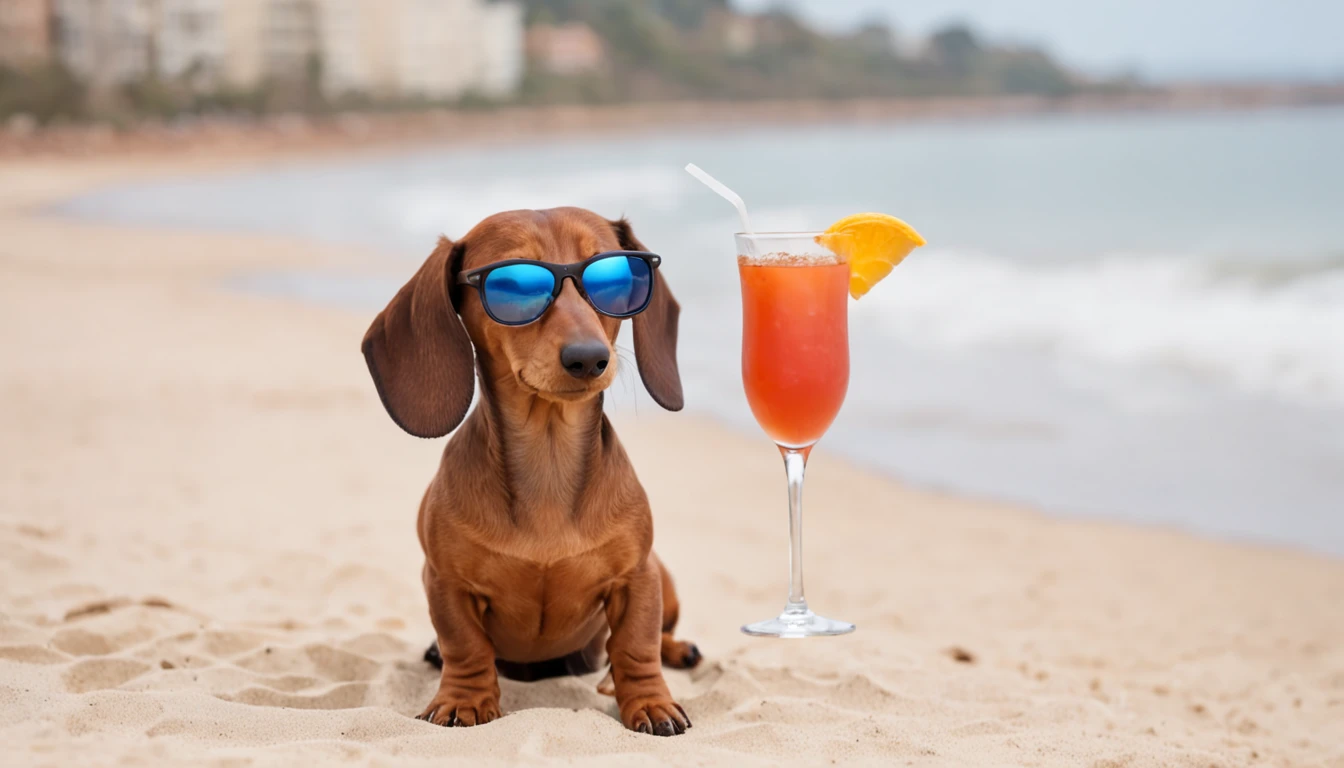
[734,0,1344,81]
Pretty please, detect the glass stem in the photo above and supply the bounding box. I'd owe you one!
[782,447,808,614]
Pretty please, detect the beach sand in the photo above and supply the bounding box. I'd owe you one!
[2,154,1342,767]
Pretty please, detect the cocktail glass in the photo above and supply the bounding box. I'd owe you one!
[736,231,856,638]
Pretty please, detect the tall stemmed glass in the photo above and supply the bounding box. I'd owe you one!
[736,232,856,638]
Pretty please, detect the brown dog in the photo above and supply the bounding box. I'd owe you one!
[362,207,700,736]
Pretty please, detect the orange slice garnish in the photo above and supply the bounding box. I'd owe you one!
[817,213,927,299]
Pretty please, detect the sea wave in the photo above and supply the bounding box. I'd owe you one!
[859,250,1344,405]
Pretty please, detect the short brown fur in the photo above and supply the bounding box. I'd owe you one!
[362,208,699,736]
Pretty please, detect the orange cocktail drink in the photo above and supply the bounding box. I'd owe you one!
[739,252,850,448]
[730,218,923,639]
[734,231,857,638]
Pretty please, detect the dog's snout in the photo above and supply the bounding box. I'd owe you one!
[560,340,610,379]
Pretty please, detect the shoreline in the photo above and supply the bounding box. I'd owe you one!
[6,83,1344,160]
[3,138,1343,766]
[34,111,1344,561]
[40,203,1344,565]
[27,120,1344,562]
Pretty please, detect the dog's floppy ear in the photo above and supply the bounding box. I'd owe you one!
[361,236,475,438]
[612,218,684,411]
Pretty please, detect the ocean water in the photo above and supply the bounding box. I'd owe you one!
[60,107,1344,555]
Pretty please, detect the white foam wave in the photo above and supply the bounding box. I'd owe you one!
[860,251,1344,405]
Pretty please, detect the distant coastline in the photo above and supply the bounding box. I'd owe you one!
[6,82,1342,159]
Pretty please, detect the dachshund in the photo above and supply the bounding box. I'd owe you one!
[362,207,700,736]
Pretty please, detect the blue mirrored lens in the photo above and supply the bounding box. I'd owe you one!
[582,256,651,316]
[482,264,556,324]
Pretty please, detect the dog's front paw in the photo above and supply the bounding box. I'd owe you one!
[623,696,691,736]
[415,690,501,727]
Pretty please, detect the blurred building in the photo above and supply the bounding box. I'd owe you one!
[55,0,257,91]
[0,0,53,67]
[211,0,320,90]
[44,0,523,99]
[315,0,377,96]
[318,0,523,100]
[52,0,155,89]
[526,21,604,75]
[156,0,226,86]
[218,0,263,87]
[475,0,522,98]
[261,0,318,83]
[394,0,482,99]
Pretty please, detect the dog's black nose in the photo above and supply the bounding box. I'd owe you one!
[560,340,610,379]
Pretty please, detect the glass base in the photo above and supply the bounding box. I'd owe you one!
[742,606,855,638]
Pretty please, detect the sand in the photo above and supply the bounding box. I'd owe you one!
[2,153,1342,768]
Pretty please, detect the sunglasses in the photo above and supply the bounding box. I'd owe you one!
[457,251,661,326]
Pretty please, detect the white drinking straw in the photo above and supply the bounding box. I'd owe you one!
[685,163,753,234]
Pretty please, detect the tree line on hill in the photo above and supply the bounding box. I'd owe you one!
[518,0,1090,103]
[1,0,1113,126]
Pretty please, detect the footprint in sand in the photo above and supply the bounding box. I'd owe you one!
[200,629,271,659]
[50,628,118,656]
[234,642,382,682]
[226,680,373,710]
[0,644,70,664]
[62,658,153,693]
[336,632,413,661]
[0,537,69,572]
[51,622,157,656]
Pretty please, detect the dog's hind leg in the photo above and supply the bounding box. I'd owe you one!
[653,552,702,669]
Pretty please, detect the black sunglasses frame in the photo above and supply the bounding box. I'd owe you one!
[456,250,662,327]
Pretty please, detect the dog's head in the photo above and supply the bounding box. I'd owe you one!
[362,207,682,438]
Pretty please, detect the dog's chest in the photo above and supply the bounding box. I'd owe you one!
[473,529,638,657]
[477,520,640,602]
